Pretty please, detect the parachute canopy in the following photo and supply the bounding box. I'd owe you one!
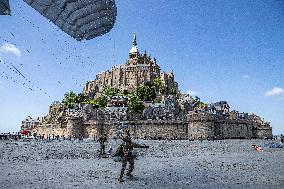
[0,0,11,15]
[24,0,117,41]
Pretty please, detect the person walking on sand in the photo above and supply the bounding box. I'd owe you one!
[98,135,108,156]
[114,134,149,182]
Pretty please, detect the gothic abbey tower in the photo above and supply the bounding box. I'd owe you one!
[83,33,178,97]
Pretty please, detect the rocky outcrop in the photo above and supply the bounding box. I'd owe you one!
[41,103,68,128]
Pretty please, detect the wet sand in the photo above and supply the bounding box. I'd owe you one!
[0,139,283,189]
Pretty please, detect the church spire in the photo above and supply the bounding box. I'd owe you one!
[133,32,137,46]
[129,32,139,56]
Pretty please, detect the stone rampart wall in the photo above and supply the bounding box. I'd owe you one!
[215,120,254,139]
[33,114,272,140]
[81,120,188,140]
[33,124,67,137]
[254,127,273,139]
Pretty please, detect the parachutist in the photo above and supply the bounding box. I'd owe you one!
[113,133,149,183]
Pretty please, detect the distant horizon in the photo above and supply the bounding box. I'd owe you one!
[1,0,284,135]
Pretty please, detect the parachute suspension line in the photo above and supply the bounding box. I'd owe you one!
[14,0,116,91]
[4,1,117,93]
[13,2,62,89]
[89,42,98,82]
[16,1,40,30]
[18,12,77,89]
[49,30,97,89]
[80,40,95,85]
[10,64,26,79]
[0,31,59,100]
[113,36,116,66]
[0,59,54,99]
[13,2,80,89]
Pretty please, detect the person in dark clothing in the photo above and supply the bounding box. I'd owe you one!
[33,133,37,139]
[114,136,149,182]
[98,135,108,156]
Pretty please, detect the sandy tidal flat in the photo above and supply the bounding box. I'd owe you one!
[0,139,283,189]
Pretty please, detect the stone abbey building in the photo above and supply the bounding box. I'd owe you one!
[83,33,178,97]
[30,34,273,140]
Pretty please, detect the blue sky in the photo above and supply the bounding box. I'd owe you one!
[0,0,283,134]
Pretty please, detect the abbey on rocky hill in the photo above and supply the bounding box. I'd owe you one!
[28,34,273,140]
[83,33,178,98]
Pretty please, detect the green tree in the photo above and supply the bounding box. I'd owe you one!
[88,96,108,108]
[128,93,145,114]
[193,96,207,109]
[103,87,121,98]
[170,86,177,96]
[78,93,88,103]
[137,82,156,102]
[153,77,165,93]
[62,91,80,109]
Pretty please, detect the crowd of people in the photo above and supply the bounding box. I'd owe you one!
[1,132,284,142]
[0,132,22,140]
[32,133,85,141]
[0,132,88,141]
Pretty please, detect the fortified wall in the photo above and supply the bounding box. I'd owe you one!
[33,111,272,140]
